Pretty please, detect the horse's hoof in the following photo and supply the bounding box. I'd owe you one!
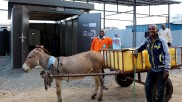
[98,97,102,101]
[104,87,108,90]
[91,94,96,100]
[103,86,108,90]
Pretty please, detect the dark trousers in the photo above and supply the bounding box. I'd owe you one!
[145,70,167,102]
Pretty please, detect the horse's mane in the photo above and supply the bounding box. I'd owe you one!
[35,46,51,55]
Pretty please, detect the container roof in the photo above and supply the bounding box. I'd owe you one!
[77,0,181,6]
[8,0,94,20]
[8,0,181,21]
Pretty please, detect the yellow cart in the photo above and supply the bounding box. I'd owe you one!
[101,46,182,102]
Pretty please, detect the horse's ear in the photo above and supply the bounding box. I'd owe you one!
[35,48,40,52]
[34,47,43,52]
[40,45,44,48]
[35,45,44,48]
[36,48,43,52]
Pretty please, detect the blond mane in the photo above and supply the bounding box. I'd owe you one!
[35,45,51,55]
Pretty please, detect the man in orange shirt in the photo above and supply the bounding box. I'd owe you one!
[91,29,112,77]
[91,29,112,52]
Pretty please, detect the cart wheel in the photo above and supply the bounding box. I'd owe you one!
[115,74,134,87]
[152,78,173,102]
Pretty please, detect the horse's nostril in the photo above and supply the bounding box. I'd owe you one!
[22,69,28,73]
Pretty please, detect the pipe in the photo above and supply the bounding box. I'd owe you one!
[50,71,120,77]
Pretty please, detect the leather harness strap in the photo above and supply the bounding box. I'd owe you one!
[56,57,63,73]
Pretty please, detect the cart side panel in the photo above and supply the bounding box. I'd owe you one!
[101,49,146,72]
[134,52,146,70]
[169,47,177,67]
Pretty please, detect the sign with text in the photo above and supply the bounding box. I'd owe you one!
[78,13,101,53]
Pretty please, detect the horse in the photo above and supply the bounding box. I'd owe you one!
[22,45,107,102]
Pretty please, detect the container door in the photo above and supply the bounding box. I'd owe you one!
[77,13,101,53]
[11,6,29,68]
[21,6,29,65]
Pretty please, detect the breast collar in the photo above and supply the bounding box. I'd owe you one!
[47,56,63,72]
[47,56,56,70]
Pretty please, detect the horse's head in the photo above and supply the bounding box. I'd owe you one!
[22,45,46,72]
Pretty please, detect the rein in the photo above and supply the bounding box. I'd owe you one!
[40,57,63,90]
[40,70,53,90]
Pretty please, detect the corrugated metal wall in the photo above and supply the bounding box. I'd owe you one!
[59,18,78,56]
[171,30,182,46]
[126,23,182,32]
[106,29,182,48]
[105,29,133,48]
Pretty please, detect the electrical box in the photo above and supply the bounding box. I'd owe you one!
[29,29,40,46]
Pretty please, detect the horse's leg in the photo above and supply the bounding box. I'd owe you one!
[55,79,62,102]
[103,80,108,90]
[97,76,104,101]
[91,76,99,100]
[102,67,108,90]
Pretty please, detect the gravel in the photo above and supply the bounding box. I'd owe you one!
[0,55,118,95]
[1,55,182,97]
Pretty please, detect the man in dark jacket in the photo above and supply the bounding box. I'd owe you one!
[134,24,171,102]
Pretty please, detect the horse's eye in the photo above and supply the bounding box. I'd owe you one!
[28,57,31,58]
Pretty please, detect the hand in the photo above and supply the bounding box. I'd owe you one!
[163,71,169,79]
[133,50,138,58]
[168,43,171,46]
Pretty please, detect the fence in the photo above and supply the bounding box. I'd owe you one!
[105,29,182,48]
